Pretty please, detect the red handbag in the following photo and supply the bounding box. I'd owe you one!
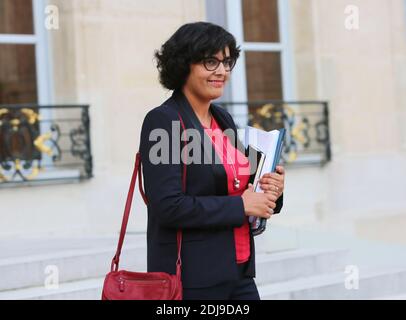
[102,113,187,300]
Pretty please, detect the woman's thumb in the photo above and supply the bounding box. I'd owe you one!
[248,183,253,190]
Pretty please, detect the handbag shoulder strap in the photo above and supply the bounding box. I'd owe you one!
[111,112,187,273]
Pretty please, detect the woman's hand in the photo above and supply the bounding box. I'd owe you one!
[241,183,278,219]
[259,165,285,199]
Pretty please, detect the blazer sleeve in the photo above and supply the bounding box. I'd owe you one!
[139,108,246,230]
[221,107,284,214]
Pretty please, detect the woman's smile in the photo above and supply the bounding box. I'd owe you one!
[207,79,225,88]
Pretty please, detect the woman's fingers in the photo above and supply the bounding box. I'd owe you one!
[275,165,285,175]
[260,175,282,184]
[261,206,273,218]
[258,167,285,202]
[259,183,279,194]
[260,173,272,179]
[260,168,285,185]
[265,192,277,202]
[260,180,282,190]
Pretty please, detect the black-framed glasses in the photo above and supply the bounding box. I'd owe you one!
[202,57,236,72]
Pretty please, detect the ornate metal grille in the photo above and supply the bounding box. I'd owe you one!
[0,104,92,186]
[219,101,331,166]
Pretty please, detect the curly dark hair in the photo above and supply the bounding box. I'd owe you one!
[154,22,241,91]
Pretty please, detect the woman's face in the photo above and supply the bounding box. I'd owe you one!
[183,47,232,102]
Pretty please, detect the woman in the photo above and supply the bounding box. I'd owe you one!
[140,22,285,300]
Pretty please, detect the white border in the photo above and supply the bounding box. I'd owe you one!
[0,34,36,44]
[226,0,248,127]
[279,0,296,100]
[33,0,52,105]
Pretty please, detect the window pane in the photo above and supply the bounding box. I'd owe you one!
[0,44,38,104]
[242,0,279,42]
[245,51,283,101]
[0,0,34,34]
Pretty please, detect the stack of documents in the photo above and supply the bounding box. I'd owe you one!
[244,126,286,235]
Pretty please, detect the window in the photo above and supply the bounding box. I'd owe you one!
[225,0,295,127]
[242,0,279,43]
[0,0,34,34]
[0,0,58,183]
[245,51,283,101]
[0,0,50,105]
[0,44,38,103]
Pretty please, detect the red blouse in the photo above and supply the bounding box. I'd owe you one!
[202,116,251,264]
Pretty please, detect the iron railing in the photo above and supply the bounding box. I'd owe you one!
[0,104,93,187]
[218,100,331,167]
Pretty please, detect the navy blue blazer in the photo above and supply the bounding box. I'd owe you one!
[139,90,283,288]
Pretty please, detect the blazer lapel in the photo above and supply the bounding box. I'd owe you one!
[169,90,228,196]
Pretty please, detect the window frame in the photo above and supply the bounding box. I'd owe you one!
[225,0,296,127]
[0,0,52,105]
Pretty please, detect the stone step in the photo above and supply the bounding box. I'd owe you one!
[0,277,104,300]
[0,234,147,291]
[0,248,348,300]
[258,267,406,300]
[5,266,406,301]
[0,232,346,292]
[255,248,348,285]
[374,293,406,300]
